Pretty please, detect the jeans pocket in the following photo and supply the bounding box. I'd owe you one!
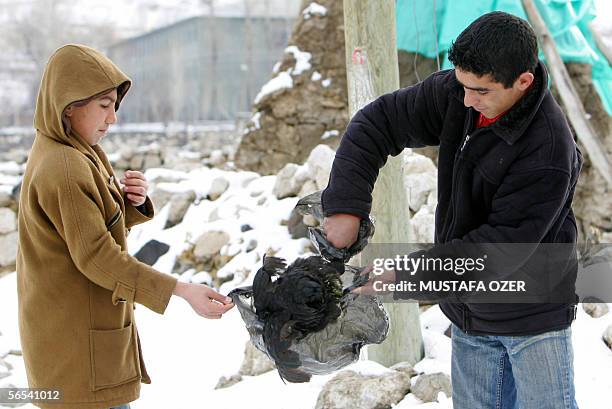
[510,327,570,355]
[89,323,140,391]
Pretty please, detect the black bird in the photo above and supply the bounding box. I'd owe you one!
[252,255,344,382]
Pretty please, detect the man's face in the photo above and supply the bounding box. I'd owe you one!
[455,68,533,119]
[65,89,118,146]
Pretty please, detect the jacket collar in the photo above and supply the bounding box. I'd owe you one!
[445,60,549,145]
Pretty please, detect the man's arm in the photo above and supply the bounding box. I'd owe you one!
[323,71,448,247]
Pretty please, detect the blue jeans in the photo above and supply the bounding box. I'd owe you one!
[451,324,578,409]
[109,405,130,409]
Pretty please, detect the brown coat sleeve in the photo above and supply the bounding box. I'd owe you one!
[124,195,155,229]
[42,149,177,314]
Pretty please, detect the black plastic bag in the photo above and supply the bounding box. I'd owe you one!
[295,191,376,264]
[228,191,389,383]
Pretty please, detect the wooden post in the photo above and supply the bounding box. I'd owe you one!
[588,22,612,66]
[523,0,612,186]
[343,0,424,367]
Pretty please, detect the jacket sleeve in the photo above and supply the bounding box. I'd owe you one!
[322,71,446,219]
[43,150,177,314]
[124,195,155,229]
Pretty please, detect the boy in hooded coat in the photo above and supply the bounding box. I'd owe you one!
[16,44,234,409]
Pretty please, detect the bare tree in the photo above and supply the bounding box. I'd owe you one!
[1,0,119,126]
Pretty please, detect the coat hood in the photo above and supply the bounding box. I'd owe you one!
[34,44,131,157]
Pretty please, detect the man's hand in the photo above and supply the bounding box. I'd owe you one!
[121,170,149,206]
[173,281,234,319]
[352,266,396,296]
[323,213,361,248]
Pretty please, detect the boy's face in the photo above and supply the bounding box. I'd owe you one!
[65,89,118,146]
[455,68,534,119]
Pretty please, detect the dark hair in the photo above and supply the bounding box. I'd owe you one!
[447,11,538,88]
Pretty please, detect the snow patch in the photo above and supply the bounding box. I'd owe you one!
[302,2,328,19]
[285,45,312,76]
[254,71,293,104]
[251,111,261,129]
[321,129,339,140]
[311,71,322,81]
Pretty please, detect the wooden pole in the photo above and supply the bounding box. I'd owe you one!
[343,0,424,367]
[588,22,612,66]
[523,0,612,186]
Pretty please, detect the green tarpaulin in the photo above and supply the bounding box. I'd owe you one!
[396,0,612,114]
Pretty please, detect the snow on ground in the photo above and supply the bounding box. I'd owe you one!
[1,166,612,408]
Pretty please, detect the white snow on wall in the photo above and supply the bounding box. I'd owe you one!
[311,71,322,81]
[285,45,312,76]
[302,2,328,20]
[321,129,339,140]
[254,71,293,104]
[250,111,261,129]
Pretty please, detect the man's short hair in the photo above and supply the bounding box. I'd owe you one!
[448,11,538,88]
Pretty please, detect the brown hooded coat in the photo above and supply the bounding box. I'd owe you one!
[16,44,178,409]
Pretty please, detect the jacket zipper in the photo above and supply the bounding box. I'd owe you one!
[460,134,471,151]
[444,109,483,242]
[107,208,122,230]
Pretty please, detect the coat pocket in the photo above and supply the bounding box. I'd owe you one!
[89,322,140,391]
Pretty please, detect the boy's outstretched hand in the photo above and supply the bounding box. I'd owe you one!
[173,281,234,319]
[121,170,149,206]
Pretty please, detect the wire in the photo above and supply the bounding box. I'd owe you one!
[433,0,440,71]
[412,0,421,82]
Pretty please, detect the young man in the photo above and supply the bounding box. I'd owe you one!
[17,44,234,409]
[322,12,581,409]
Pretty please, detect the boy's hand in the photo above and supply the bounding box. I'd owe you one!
[121,170,148,206]
[323,213,361,248]
[173,281,234,319]
[352,266,396,296]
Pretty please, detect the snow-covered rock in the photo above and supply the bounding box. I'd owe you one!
[411,208,435,243]
[583,302,609,318]
[404,153,437,175]
[194,231,231,259]
[603,324,612,351]
[239,342,275,377]
[149,185,176,211]
[0,208,17,234]
[208,176,229,201]
[315,369,412,409]
[0,162,23,176]
[287,207,309,239]
[165,191,196,228]
[411,372,452,403]
[298,179,318,198]
[404,152,438,213]
[305,144,334,190]
[273,163,302,199]
[208,150,226,167]
[191,271,213,286]
[0,231,18,267]
[0,189,12,207]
